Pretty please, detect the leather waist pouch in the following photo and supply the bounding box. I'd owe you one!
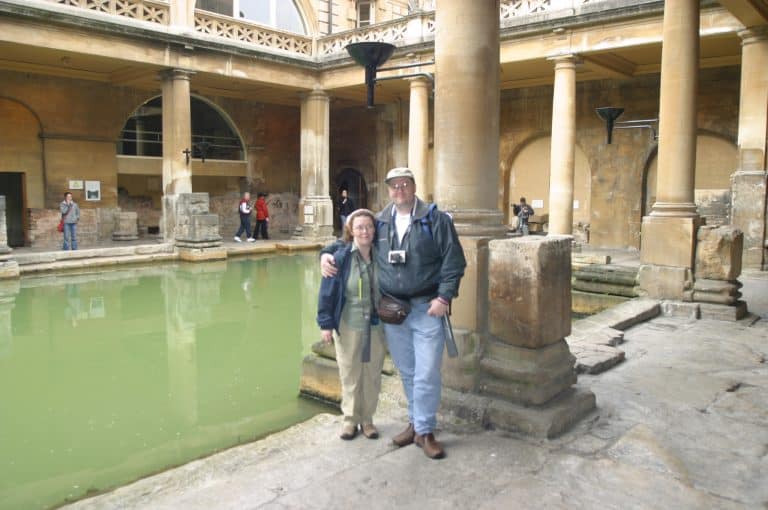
[377,294,411,325]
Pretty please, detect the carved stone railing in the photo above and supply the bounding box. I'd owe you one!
[499,0,595,22]
[317,16,419,56]
[194,10,313,57]
[45,0,169,25]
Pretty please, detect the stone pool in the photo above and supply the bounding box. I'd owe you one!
[0,253,331,509]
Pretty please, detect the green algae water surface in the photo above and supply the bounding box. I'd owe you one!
[0,254,331,510]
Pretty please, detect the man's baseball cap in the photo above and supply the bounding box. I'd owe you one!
[385,167,415,183]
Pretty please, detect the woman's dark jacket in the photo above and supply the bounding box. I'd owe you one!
[316,243,379,332]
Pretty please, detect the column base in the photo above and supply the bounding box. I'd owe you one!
[640,215,700,268]
[638,264,694,300]
[442,386,596,439]
[449,209,507,237]
[298,195,334,241]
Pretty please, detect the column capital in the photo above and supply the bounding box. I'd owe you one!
[739,25,768,46]
[547,54,580,68]
[299,89,330,102]
[159,68,195,82]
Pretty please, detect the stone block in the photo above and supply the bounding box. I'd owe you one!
[488,236,571,348]
[695,225,743,281]
[730,170,767,269]
[660,301,700,319]
[176,193,211,216]
[299,354,341,404]
[442,329,481,393]
[441,386,596,439]
[177,247,227,262]
[0,261,20,280]
[572,344,625,374]
[698,301,747,321]
[640,216,700,269]
[113,211,139,241]
[452,237,489,332]
[479,339,576,405]
[638,264,693,300]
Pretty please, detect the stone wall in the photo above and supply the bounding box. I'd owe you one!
[28,208,99,250]
[209,192,300,239]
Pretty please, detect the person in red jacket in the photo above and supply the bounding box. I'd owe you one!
[255,192,270,240]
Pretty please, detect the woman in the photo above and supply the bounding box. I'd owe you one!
[317,209,386,440]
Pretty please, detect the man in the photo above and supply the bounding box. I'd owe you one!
[60,191,81,250]
[338,189,354,231]
[234,192,255,242]
[254,192,270,240]
[517,196,534,236]
[322,167,466,459]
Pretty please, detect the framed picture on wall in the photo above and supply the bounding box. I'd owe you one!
[68,180,84,190]
[85,180,101,201]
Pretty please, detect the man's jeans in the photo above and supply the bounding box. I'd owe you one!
[384,301,445,435]
[63,223,77,250]
[235,215,252,238]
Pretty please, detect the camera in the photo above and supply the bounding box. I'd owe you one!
[388,250,406,265]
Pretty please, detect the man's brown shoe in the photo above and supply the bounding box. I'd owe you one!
[414,433,445,459]
[392,423,415,447]
[339,422,358,440]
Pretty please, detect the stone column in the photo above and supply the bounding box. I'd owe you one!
[433,0,505,339]
[731,27,768,269]
[639,0,701,298]
[0,196,19,280]
[547,55,578,235]
[299,90,334,240]
[408,77,431,201]
[433,0,504,237]
[161,68,193,242]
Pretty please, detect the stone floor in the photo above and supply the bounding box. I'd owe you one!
[64,276,768,510]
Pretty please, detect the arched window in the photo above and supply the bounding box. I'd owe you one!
[118,96,245,161]
[197,0,306,34]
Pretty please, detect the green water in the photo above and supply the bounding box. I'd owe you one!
[0,254,331,510]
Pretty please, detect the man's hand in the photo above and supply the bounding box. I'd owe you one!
[427,298,449,317]
[321,253,338,278]
[321,329,333,344]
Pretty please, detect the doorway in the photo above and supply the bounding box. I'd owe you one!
[0,172,25,247]
[334,168,368,231]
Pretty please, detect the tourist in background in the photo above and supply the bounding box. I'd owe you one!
[517,196,535,236]
[234,191,255,242]
[317,209,386,441]
[338,189,354,231]
[60,191,80,250]
[254,192,270,240]
[321,168,466,459]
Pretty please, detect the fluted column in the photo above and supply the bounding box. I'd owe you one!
[408,77,431,201]
[547,55,578,235]
[299,90,334,240]
[160,68,193,241]
[434,0,504,237]
[731,27,768,269]
[639,0,702,298]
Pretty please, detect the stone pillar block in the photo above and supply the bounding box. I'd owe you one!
[451,236,489,332]
[479,338,576,405]
[729,171,766,269]
[638,264,693,300]
[488,236,571,348]
[0,196,8,253]
[695,225,743,280]
[298,195,334,241]
[640,216,700,269]
[442,329,481,393]
[113,211,139,241]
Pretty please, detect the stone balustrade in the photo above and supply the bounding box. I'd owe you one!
[45,0,169,24]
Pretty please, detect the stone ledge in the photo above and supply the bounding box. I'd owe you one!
[442,386,596,439]
[18,253,178,275]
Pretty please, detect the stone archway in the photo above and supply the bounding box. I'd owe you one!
[643,133,737,226]
[0,97,44,246]
[505,136,591,235]
[333,168,368,230]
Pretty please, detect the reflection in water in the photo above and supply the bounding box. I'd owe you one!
[0,254,330,510]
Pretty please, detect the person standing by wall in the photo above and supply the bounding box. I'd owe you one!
[60,192,80,250]
[234,192,255,242]
[321,168,466,459]
[517,196,535,236]
[317,209,386,441]
[338,189,355,230]
[255,192,270,240]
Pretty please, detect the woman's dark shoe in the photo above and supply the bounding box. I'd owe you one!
[392,423,415,447]
[361,423,379,439]
[414,433,445,459]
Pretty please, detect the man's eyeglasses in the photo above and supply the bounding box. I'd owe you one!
[353,225,374,232]
[389,182,410,191]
